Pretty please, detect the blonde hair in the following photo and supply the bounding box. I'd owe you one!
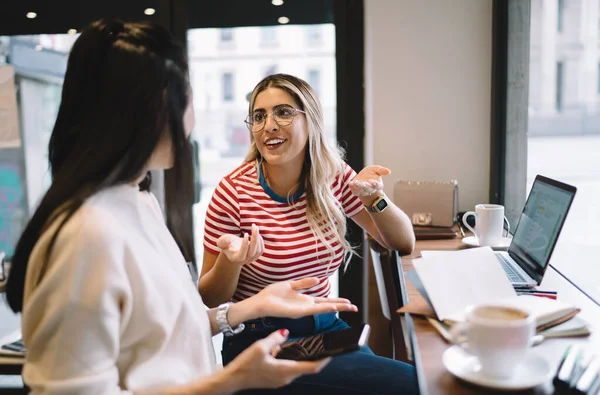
[245,74,355,268]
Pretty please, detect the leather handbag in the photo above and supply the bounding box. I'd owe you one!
[393,180,459,228]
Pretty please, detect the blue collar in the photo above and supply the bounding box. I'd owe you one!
[258,164,304,204]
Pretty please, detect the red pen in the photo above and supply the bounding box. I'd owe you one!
[516,291,558,299]
[532,293,557,300]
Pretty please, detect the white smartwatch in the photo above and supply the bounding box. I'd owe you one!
[365,195,389,213]
[216,302,245,337]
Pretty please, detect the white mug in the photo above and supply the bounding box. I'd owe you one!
[462,204,510,247]
[450,305,535,378]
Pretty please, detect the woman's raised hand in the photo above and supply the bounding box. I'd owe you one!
[216,223,264,265]
[349,165,391,197]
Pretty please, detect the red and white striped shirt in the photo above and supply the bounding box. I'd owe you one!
[203,161,364,301]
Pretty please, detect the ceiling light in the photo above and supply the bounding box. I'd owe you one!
[272,0,284,5]
[278,16,290,24]
[26,12,37,19]
[67,29,77,35]
[144,8,156,16]
[35,45,43,51]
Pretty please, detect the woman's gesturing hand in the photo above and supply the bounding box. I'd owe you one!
[226,329,331,390]
[216,223,264,265]
[251,277,358,318]
[349,165,391,197]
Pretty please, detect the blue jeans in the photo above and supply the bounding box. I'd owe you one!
[223,313,418,395]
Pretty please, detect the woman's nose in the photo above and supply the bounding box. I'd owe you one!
[264,113,278,132]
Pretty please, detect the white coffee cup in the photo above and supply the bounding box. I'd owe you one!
[450,305,535,378]
[462,204,510,247]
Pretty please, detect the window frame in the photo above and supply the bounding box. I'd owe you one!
[490,0,530,227]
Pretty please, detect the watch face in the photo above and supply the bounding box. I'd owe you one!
[376,198,388,211]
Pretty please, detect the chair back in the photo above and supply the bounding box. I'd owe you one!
[371,248,391,320]
[369,244,410,362]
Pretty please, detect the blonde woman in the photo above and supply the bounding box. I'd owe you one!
[200,74,417,394]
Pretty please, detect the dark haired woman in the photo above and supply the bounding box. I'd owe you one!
[5,19,357,394]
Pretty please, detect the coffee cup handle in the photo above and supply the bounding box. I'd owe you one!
[503,216,511,237]
[449,322,471,352]
[461,211,477,236]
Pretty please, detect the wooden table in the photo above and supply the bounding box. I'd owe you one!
[0,358,22,376]
[401,238,600,395]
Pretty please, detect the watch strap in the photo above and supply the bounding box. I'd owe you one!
[365,204,378,213]
[365,195,388,213]
[216,302,245,337]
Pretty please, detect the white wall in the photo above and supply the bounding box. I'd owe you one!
[365,0,493,211]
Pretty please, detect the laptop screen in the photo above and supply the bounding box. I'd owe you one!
[509,175,576,281]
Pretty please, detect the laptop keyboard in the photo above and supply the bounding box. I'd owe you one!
[496,254,527,283]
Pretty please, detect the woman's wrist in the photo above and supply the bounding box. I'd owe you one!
[359,191,385,207]
[158,368,241,395]
[227,298,262,328]
[219,361,252,394]
[199,367,243,395]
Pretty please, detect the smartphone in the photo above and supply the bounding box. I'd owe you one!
[276,324,371,361]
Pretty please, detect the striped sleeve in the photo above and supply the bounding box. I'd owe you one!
[341,163,364,218]
[203,176,241,255]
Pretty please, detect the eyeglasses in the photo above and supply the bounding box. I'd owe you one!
[245,104,306,133]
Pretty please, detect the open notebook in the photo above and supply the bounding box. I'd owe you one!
[398,247,583,333]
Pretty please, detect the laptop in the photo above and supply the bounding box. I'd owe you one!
[496,175,576,287]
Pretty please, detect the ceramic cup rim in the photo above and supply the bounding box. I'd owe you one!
[475,204,504,211]
[466,304,534,328]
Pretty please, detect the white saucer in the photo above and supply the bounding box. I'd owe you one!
[442,345,552,391]
[462,236,511,250]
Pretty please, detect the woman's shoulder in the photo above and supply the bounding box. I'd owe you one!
[59,198,126,250]
[225,161,257,180]
[336,161,356,181]
[216,161,258,190]
[54,185,141,248]
[25,196,127,289]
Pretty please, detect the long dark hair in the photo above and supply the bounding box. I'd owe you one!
[6,19,192,312]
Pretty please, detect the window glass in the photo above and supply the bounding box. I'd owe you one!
[527,0,600,302]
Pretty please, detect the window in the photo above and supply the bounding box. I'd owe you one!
[265,64,277,77]
[0,33,73,338]
[0,34,72,259]
[307,69,321,97]
[556,61,564,112]
[557,0,564,32]
[220,28,233,42]
[0,37,8,64]
[187,25,337,270]
[260,27,277,44]
[222,72,234,101]
[305,25,322,44]
[505,1,600,304]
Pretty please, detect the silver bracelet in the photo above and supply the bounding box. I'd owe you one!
[216,302,245,337]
